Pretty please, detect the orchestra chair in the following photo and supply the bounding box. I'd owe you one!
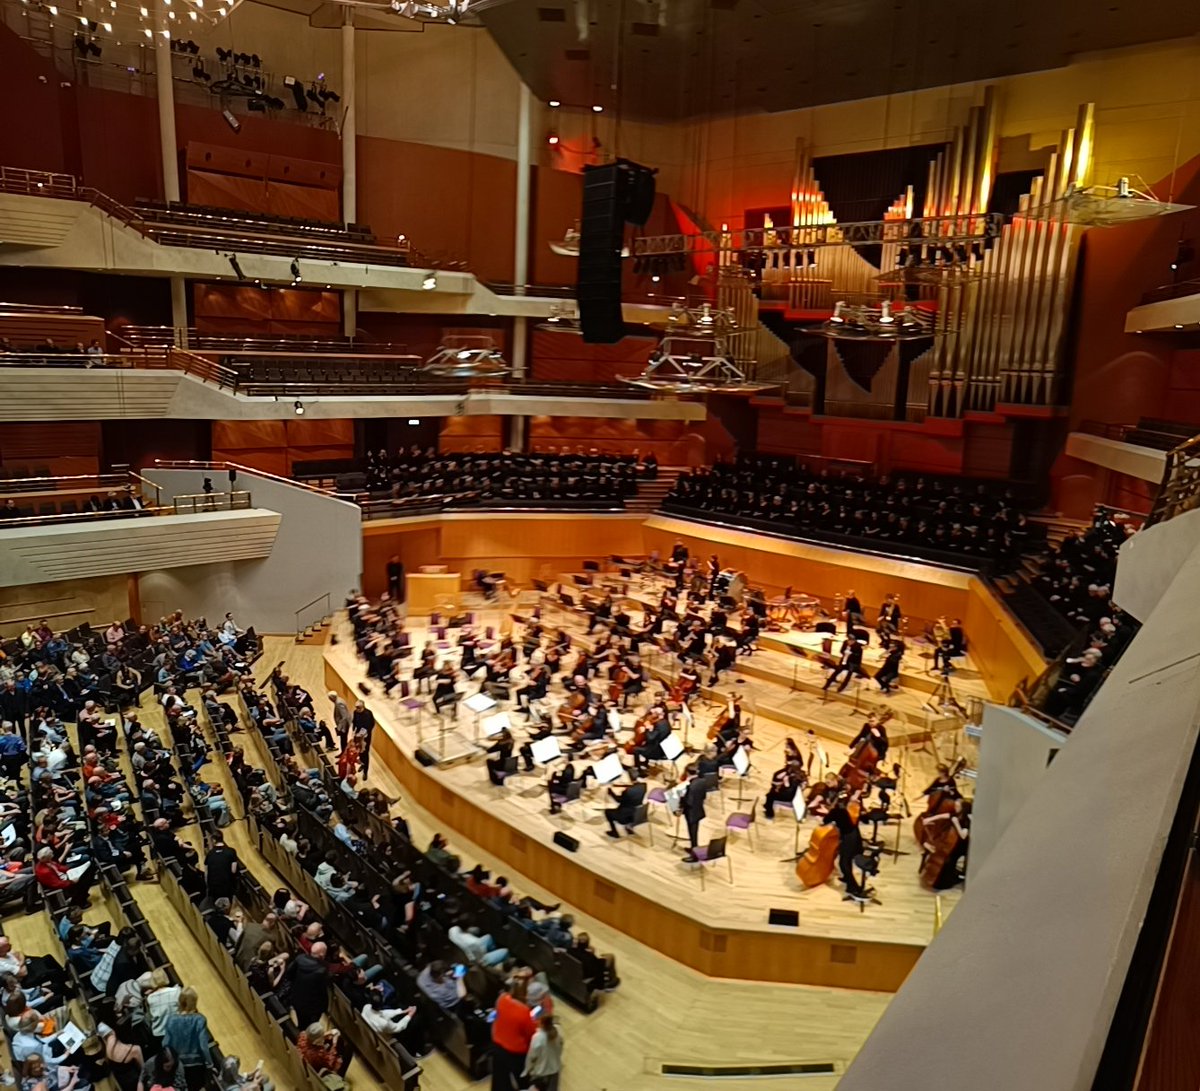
[647,787,684,841]
[622,803,654,849]
[491,756,520,790]
[687,836,732,889]
[549,779,583,816]
[397,680,425,729]
[724,797,759,851]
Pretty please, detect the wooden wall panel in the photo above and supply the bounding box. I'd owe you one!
[439,416,503,453]
[528,417,706,463]
[193,286,340,334]
[212,420,288,451]
[963,577,1048,699]
[0,422,100,476]
[0,574,130,638]
[529,330,657,384]
[210,448,289,478]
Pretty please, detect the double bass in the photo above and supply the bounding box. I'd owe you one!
[918,800,969,890]
[796,800,861,888]
[913,757,966,844]
[838,734,881,793]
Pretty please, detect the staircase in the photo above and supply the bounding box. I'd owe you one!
[295,613,333,645]
[627,467,685,513]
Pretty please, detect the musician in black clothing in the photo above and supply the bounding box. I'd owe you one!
[632,713,671,773]
[737,611,760,654]
[763,761,804,819]
[412,642,437,693]
[922,763,961,800]
[548,761,591,814]
[516,664,549,714]
[485,729,515,785]
[875,641,904,693]
[586,590,614,634]
[670,540,689,565]
[707,637,736,687]
[843,589,863,634]
[431,663,459,716]
[825,797,866,897]
[604,773,646,837]
[877,594,902,643]
[849,713,890,763]
[823,637,865,693]
[707,554,721,600]
[680,625,708,664]
[680,775,708,860]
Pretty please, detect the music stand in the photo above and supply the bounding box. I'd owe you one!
[463,691,497,741]
[591,752,624,785]
[728,745,751,807]
[779,795,808,862]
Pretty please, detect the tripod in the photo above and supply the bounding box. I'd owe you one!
[925,665,966,717]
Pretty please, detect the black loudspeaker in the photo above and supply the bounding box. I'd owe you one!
[577,158,658,344]
[553,831,579,853]
[768,908,800,927]
[414,748,437,768]
[578,163,625,344]
[228,468,237,484]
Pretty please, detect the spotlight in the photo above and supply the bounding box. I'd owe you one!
[284,76,307,111]
[228,253,245,279]
[547,132,559,145]
[290,258,301,280]
[549,99,560,107]
[293,399,305,415]
[422,272,436,291]
[407,418,420,425]
[592,104,603,113]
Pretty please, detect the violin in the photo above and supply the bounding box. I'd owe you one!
[624,709,657,754]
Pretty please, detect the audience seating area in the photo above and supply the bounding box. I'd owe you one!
[132,201,377,245]
[662,454,1043,573]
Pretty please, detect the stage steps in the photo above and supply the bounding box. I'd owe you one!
[627,467,685,513]
[294,613,333,645]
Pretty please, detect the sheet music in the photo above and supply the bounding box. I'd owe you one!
[529,736,562,766]
[462,692,496,714]
[480,712,510,737]
[660,733,684,761]
[591,752,623,784]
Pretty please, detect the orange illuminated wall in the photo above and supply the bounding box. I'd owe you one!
[0,423,100,477]
[211,418,354,477]
[439,417,504,453]
[184,142,341,222]
[528,417,706,464]
[529,329,657,383]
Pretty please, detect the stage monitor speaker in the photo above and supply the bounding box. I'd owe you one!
[414,748,437,768]
[553,831,579,853]
[228,467,238,484]
[768,908,800,927]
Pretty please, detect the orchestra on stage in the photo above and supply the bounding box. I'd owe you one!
[346,543,972,904]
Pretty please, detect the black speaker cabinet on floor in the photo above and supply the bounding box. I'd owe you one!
[578,158,657,344]
[553,831,580,853]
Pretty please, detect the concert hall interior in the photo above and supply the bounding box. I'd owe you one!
[2,2,1200,1089]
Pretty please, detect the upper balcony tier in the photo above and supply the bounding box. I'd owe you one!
[0,167,669,323]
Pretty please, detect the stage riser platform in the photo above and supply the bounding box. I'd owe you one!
[325,654,926,993]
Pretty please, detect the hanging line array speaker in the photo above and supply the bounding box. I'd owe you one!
[578,159,657,344]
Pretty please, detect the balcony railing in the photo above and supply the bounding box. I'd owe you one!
[1147,432,1200,526]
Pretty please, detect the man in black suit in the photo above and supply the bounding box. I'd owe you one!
[823,637,865,693]
[843,589,863,634]
[604,772,645,838]
[681,775,708,861]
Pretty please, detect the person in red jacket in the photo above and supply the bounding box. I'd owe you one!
[490,978,537,1091]
[34,847,91,908]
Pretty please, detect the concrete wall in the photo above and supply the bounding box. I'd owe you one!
[139,467,362,635]
[970,705,1065,876]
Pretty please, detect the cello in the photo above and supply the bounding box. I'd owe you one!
[624,708,657,754]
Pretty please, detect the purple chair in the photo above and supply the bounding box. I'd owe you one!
[725,796,759,851]
[430,613,441,627]
[687,836,732,888]
[398,680,424,725]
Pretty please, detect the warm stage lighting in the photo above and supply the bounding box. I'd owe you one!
[293,400,305,415]
[547,132,559,145]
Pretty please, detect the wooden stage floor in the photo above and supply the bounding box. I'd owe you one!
[325,602,969,991]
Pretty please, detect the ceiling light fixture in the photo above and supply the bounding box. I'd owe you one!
[293,399,305,415]
[422,272,437,291]
[548,99,560,107]
[817,300,934,341]
[592,104,603,113]
[621,334,779,395]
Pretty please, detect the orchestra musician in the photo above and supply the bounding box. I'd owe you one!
[458,629,479,674]
[670,539,689,566]
[843,589,863,634]
[548,761,591,815]
[763,759,805,819]
[877,593,902,643]
[431,662,459,717]
[932,616,966,672]
[849,711,892,763]
[824,794,868,899]
[922,762,961,801]
[604,771,646,838]
[823,636,865,693]
[412,640,437,693]
[920,798,971,889]
[618,654,646,709]
[516,662,549,715]
[680,772,708,861]
[586,589,614,634]
[707,635,737,687]
[631,706,671,773]
[707,553,721,600]
[805,772,842,815]
[736,610,760,655]
[485,728,516,785]
[680,622,708,664]
[875,640,904,694]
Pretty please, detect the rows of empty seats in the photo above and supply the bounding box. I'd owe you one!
[133,200,376,243]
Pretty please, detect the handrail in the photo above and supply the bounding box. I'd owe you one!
[0,505,166,528]
[152,458,360,500]
[0,469,136,491]
[294,592,331,639]
[170,490,253,513]
[1147,432,1200,527]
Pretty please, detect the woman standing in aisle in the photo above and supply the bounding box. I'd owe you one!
[523,1012,564,1091]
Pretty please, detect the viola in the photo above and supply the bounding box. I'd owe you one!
[669,672,698,706]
